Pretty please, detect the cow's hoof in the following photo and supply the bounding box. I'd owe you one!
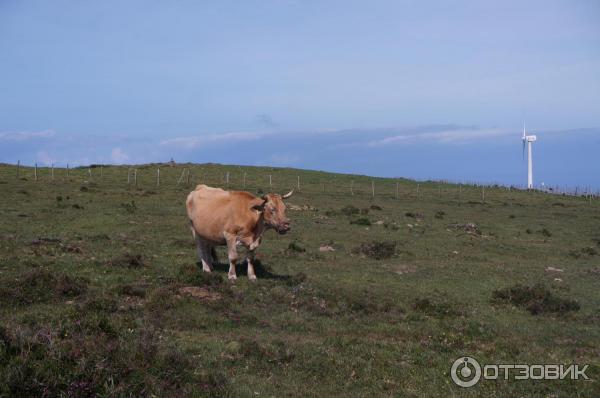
[228,274,237,281]
[248,275,257,281]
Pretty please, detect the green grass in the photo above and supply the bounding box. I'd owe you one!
[1,163,599,396]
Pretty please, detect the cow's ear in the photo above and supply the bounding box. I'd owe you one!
[251,202,266,212]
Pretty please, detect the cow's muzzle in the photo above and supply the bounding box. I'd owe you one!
[277,222,291,235]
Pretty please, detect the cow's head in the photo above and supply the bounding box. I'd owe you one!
[253,190,293,234]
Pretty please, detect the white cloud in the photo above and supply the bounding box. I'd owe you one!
[36,150,56,166]
[160,132,266,149]
[366,127,511,146]
[110,147,129,163]
[0,129,55,141]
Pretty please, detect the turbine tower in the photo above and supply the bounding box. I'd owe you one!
[522,123,537,189]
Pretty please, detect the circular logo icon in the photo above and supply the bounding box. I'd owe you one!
[451,356,482,387]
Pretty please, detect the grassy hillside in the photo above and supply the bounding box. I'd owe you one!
[0,163,599,397]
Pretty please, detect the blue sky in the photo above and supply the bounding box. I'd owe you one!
[1,1,599,189]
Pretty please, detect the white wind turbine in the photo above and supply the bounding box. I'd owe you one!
[522,123,537,189]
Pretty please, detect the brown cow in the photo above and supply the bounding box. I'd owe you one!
[186,184,292,280]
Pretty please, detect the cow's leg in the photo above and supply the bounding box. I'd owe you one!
[210,246,219,265]
[246,250,257,281]
[224,233,238,280]
[194,235,213,272]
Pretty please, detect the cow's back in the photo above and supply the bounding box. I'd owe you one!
[187,185,259,244]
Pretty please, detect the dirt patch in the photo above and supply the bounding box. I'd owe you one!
[413,297,462,318]
[106,253,146,268]
[288,204,318,211]
[492,284,580,315]
[178,286,222,301]
[394,265,416,275]
[352,241,396,260]
[319,244,335,252]
[449,223,481,235]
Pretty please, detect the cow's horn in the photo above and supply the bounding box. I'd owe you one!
[281,190,293,199]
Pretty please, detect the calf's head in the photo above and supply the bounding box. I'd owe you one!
[254,190,293,234]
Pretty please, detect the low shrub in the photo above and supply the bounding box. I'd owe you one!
[492,284,580,315]
[286,242,306,253]
[413,297,462,318]
[0,269,88,306]
[352,241,396,260]
[121,200,137,214]
[350,217,371,226]
[568,247,598,259]
[106,253,146,268]
[340,205,360,216]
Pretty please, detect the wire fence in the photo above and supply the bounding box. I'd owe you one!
[3,161,599,205]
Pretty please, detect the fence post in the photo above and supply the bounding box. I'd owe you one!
[226,172,229,186]
[269,174,272,187]
[351,180,354,195]
[396,182,399,199]
[482,186,485,203]
[157,168,160,187]
[134,169,138,186]
[297,176,300,191]
[127,168,131,185]
[34,163,38,181]
[177,169,186,185]
[88,168,92,178]
[371,181,375,198]
[66,163,69,178]
[100,166,103,179]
